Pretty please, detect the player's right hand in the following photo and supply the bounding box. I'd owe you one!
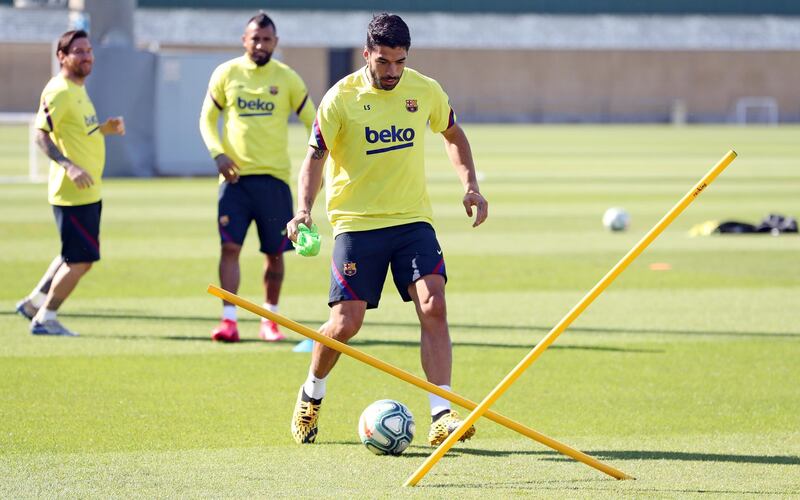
[66,163,94,189]
[286,210,313,243]
[215,154,240,183]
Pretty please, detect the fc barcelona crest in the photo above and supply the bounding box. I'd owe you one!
[270,86,279,95]
[405,99,418,112]
[343,262,357,277]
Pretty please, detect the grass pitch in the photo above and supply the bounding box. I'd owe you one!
[1,125,799,497]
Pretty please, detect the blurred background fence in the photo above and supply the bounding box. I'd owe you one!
[1,0,798,176]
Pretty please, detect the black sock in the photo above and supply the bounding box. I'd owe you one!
[432,409,451,423]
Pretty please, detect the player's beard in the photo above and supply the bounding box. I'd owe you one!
[250,51,272,66]
[67,58,92,79]
[369,67,400,91]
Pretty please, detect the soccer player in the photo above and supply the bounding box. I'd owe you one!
[199,12,316,343]
[286,13,489,446]
[15,30,125,336]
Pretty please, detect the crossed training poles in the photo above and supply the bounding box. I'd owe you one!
[207,284,632,481]
[206,148,737,488]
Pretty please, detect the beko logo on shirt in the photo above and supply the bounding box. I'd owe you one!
[364,126,415,155]
[85,115,100,135]
[237,97,274,116]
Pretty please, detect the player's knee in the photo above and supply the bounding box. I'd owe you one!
[221,243,241,258]
[326,316,362,342]
[419,291,447,320]
[70,262,92,274]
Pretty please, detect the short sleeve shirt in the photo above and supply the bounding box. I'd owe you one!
[310,67,455,236]
[35,75,105,206]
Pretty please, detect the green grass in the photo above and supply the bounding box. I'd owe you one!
[0,122,48,179]
[1,125,799,497]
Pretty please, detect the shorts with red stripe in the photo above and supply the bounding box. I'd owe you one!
[53,201,102,263]
[329,222,447,309]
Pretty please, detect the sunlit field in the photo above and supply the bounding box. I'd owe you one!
[1,125,798,496]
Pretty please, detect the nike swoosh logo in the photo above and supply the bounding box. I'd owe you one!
[436,250,442,255]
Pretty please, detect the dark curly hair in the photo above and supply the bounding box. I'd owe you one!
[366,13,410,50]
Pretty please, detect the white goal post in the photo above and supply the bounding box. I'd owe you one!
[735,97,779,125]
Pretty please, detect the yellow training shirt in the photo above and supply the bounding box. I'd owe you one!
[200,56,316,186]
[35,75,105,206]
[310,67,455,236]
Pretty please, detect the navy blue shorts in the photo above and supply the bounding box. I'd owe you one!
[329,222,447,309]
[53,201,102,263]
[218,175,294,254]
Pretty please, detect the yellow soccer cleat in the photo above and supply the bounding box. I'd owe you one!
[427,410,476,446]
[291,387,321,444]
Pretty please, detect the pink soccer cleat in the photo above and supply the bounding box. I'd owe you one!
[259,319,285,342]
[211,319,240,343]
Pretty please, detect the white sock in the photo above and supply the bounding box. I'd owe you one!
[262,303,277,322]
[222,305,237,321]
[303,368,327,400]
[28,291,47,309]
[429,385,452,417]
[31,255,63,299]
[34,308,57,323]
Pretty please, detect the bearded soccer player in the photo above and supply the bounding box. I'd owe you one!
[15,30,125,336]
[200,12,316,343]
[286,13,488,446]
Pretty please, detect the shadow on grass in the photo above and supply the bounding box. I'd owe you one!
[319,441,475,459]
[3,310,794,339]
[582,449,800,465]
[298,441,800,465]
[451,447,800,465]
[83,333,662,353]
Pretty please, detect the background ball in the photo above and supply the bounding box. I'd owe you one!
[603,207,630,232]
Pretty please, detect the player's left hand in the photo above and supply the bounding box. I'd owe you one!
[463,191,488,227]
[100,116,125,136]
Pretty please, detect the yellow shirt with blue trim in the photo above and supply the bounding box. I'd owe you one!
[35,75,105,206]
[199,55,316,186]
[310,67,455,236]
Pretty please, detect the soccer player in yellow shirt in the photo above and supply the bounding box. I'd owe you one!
[15,30,125,336]
[286,14,488,446]
[200,13,316,343]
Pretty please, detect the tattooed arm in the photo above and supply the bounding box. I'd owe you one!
[35,129,93,189]
[286,146,328,242]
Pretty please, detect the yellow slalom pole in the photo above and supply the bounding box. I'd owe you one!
[405,150,738,487]
[207,284,632,480]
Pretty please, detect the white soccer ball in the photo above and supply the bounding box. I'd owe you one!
[602,207,630,232]
[358,399,415,456]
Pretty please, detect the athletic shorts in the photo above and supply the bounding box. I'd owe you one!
[53,201,102,263]
[329,222,447,309]
[218,174,294,254]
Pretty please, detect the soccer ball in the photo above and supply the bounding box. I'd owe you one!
[602,207,630,232]
[358,399,415,456]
